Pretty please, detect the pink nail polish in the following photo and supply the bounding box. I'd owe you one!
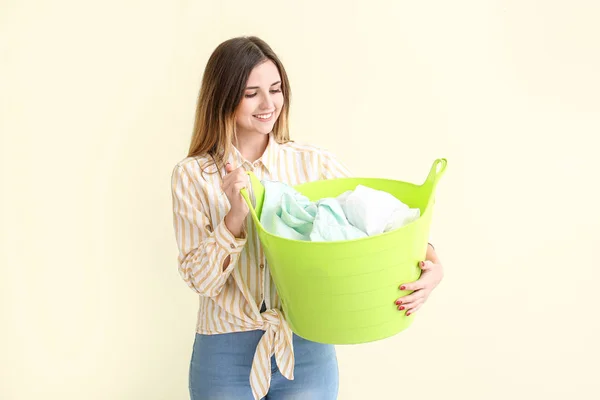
[406,312,411,316]
[400,285,406,290]
[399,306,405,310]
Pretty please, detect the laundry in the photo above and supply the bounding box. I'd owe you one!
[337,184,421,236]
[260,180,367,241]
[259,180,420,241]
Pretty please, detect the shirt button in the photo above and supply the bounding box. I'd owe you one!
[230,243,235,249]
[259,263,265,269]
[205,224,213,232]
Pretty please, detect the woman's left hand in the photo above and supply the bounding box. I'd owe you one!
[395,258,444,316]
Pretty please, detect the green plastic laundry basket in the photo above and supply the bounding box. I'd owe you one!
[240,158,447,344]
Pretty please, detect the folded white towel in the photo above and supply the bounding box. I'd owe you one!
[336,185,420,236]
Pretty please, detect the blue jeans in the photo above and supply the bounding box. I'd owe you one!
[189,319,339,399]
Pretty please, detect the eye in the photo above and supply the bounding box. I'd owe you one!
[244,93,257,98]
[270,89,282,94]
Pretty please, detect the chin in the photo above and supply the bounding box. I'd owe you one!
[256,123,276,135]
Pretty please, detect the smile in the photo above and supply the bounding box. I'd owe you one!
[253,112,274,121]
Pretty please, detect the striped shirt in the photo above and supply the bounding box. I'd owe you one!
[170,133,351,399]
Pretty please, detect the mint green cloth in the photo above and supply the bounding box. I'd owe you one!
[260,180,367,241]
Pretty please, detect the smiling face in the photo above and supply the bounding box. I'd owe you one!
[235,60,284,138]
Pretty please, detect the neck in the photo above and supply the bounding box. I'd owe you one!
[234,132,269,163]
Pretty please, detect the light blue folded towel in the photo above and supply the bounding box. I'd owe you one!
[260,180,367,241]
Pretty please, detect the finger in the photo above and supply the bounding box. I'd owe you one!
[232,181,248,193]
[228,182,249,199]
[406,300,425,315]
[395,300,416,311]
[223,168,247,187]
[395,290,425,305]
[222,177,248,192]
[399,280,426,292]
[403,298,424,313]
[221,179,230,193]
[419,260,435,271]
[225,162,234,173]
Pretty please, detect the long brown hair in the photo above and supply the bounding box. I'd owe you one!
[187,36,292,174]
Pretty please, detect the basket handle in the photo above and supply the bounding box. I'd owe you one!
[239,170,263,224]
[423,158,447,188]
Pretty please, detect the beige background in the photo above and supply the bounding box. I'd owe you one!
[2,0,599,399]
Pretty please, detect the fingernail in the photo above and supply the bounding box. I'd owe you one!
[406,312,411,316]
[400,285,406,290]
[395,300,402,305]
[420,261,425,267]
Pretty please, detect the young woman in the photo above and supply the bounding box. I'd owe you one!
[171,36,444,400]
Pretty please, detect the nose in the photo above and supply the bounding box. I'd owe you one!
[259,92,275,110]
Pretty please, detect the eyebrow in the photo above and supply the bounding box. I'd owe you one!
[245,81,281,90]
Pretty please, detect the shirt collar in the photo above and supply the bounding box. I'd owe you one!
[229,133,280,174]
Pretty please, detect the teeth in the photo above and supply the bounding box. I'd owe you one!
[255,113,273,119]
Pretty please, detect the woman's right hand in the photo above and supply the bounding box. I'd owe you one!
[222,162,249,237]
